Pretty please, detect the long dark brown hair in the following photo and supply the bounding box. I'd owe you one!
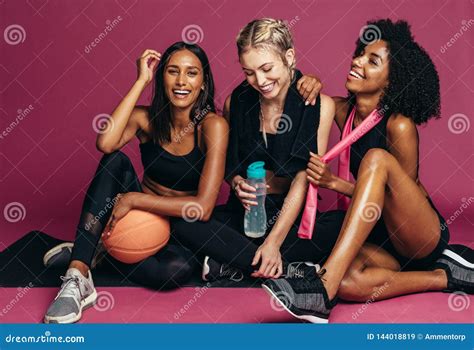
[148,41,216,144]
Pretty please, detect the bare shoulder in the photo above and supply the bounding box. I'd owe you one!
[332,96,350,131]
[387,113,417,140]
[319,93,335,110]
[201,112,229,134]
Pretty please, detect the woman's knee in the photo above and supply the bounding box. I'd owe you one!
[337,257,376,302]
[156,255,195,290]
[99,150,132,172]
[130,254,195,290]
[338,269,373,302]
[359,148,392,172]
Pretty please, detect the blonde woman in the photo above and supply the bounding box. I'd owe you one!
[172,18,345,282]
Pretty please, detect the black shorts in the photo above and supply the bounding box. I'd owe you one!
[366,196,450,271]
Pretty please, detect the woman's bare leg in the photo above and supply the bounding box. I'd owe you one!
[322,148,443,300]
[338,243,447,302]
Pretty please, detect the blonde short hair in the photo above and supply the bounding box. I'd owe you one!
[236,18,295,69]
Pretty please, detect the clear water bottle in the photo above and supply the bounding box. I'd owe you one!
[244,161,267,238]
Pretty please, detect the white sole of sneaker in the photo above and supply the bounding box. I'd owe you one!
[202,256,210,281]
[44,288,97,324]
[262,284,329,324]
[442,249,474,269]
[43,242,74,267]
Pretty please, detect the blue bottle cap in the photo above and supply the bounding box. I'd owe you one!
[247,161,266,179]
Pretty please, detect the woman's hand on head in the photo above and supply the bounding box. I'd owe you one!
[306,152,336,189]
[137,49,161,85]
[296,74,323,106]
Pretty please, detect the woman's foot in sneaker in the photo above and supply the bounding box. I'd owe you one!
[43,241,106,270]
[282,261,321,279]
[43,242,74,269]
[434,244,474,294]
[44,267,97,324]
[202,256,244,282]
[262,268,336,323]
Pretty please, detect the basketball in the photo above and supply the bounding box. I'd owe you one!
[102,210,170,264]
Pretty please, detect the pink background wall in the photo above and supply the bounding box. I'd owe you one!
[1,0,472,248]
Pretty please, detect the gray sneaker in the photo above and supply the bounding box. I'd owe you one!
[44,268,97,324]
[43,241,106,269]
[262,268,336,323]
[434,245,474,294]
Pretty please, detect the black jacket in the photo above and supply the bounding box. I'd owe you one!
[226,70,321,180]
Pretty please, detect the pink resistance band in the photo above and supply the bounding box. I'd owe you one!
[298,108,383,239]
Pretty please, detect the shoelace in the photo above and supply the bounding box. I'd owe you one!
[219,264,244,282]
[54,275,83,301]
[293,267,328,293]
[286,262,321,278]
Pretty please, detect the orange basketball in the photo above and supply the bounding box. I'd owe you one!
[102,210,170,264]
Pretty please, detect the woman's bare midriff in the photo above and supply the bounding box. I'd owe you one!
[142,170,290,197]
[141,175,196,197]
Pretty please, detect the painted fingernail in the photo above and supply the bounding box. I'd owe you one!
[305,101,309,106]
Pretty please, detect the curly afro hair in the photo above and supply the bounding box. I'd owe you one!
[350,19,440,125]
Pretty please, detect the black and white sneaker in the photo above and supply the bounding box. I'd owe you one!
[434,244,474,294]
[202,256,244,282]
[262,268,336,323]
[43,241,106,270]
[283,261,321,279]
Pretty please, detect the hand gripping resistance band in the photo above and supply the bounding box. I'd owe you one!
[298,108,383,239]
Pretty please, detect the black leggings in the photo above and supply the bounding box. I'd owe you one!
[172,193,346,274]
[70,151,197,290]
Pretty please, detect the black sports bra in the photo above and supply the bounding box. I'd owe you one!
[139,130,205,191]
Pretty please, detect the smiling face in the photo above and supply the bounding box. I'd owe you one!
[346,40,390,96]
[164,49,204,109]
[239,46,294,100]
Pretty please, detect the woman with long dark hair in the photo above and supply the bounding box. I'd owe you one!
[264,19,473,323]
[43,42,228,323]
[42,39,323,323]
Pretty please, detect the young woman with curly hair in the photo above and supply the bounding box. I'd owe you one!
[263,19,473,323]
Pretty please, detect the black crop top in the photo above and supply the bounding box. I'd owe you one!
[139,130,205,191]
